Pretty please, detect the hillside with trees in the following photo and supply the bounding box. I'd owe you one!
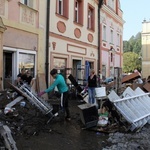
[123,32,142,73]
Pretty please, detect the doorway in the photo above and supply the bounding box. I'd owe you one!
[72,59,81,79]
[3,52,13,88]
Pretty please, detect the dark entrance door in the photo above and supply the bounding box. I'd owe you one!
[3,52,13,89]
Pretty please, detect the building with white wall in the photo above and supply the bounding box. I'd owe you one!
[100,0,124,78]
[141,19,150,78]
[0,0,124,89]
[39,0,124,85]
[48,0,99,84]
[0,0,46,89]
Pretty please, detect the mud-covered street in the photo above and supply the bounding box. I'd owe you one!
[0,89,150,150]
[0,90,109,150]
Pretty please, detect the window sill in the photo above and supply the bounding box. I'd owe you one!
[73,21,83,27]
[87,28,95,33]
[55,13,68,20]
[18,2,38,12]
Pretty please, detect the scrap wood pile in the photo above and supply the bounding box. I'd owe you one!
[76,72,150,133]
[104,72,150,94]
[0,90,50,138]
[0,89,53,149]
[0,72,74,141]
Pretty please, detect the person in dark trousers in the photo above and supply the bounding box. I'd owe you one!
[87,69,97,104]
[17,68,27,85]
[26,70,33,85]
[38,68,71,121]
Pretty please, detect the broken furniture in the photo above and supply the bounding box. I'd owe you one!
[114,67,122,94]
[122,72,141,83]
[68,74,88,100]
[108,87,150,131]
[0,123,18,150]
[9,82,54,121]
[78,103,98,128]
[143,82,150,92]
[95,87,107,109]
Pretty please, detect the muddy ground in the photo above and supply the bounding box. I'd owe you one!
[0,90,150,150]
[15,99,109,150]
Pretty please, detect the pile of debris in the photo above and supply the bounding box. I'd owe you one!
[0,82,58,149]
[74,71,150,133]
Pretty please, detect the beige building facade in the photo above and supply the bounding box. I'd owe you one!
[0,0,124,89]
[0,0,47,89]
[48,0,99,84]
[48,0,124,84]
[142,20,150,78]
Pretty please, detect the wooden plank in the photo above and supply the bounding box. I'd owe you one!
[130,83,144,90]
[143,82,150,92]
[8,82,33,100]
[122,72,141,83]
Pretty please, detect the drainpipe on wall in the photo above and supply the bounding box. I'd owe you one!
[45,0,50,87]
[97,0,103,86]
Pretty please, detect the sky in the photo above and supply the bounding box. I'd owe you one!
[120,0,150,41]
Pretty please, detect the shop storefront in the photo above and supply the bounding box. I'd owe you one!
[3,47,36,88]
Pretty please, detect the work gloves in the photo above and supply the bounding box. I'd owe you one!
[38,91,45,97]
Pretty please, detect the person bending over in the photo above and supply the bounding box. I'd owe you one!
[38,68,71,121]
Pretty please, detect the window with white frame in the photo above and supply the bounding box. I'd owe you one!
[87,5,95,30]
[103,25,106,41]
[57,0,63,15]
[56,0,69,18]
[110,29,113,44]
[75,1,79,22]
[117,33,120,46]
[74,0,83,25]
[20,0,33,8]
[19,53,35,77]
[88,9,92,29]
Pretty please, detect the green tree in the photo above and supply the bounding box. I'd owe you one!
[123,52,141,73]
[123,32,141,55]
[123,41,131,53]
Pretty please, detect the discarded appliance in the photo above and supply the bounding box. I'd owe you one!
[95,87,107,109]
[9,82,54,121]
[108,87,150,131]
[78,103,98,128]
[0,123,18,150]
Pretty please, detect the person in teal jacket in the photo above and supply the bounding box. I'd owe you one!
[38,68,71,121]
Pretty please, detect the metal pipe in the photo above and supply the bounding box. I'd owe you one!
[45,0,50,87]
[97,0,103,86]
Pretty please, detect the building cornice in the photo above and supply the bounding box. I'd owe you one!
[0,17,7,32]
[102,5,125,25]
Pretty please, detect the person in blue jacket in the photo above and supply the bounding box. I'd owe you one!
[38,68,71,121]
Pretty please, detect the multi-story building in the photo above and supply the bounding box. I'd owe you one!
[100,0,124,78]
[48,0,124,84]
[0,0,124,90]
[47,0,99,85]
[0,0,47,90]
[141,19,150,78]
